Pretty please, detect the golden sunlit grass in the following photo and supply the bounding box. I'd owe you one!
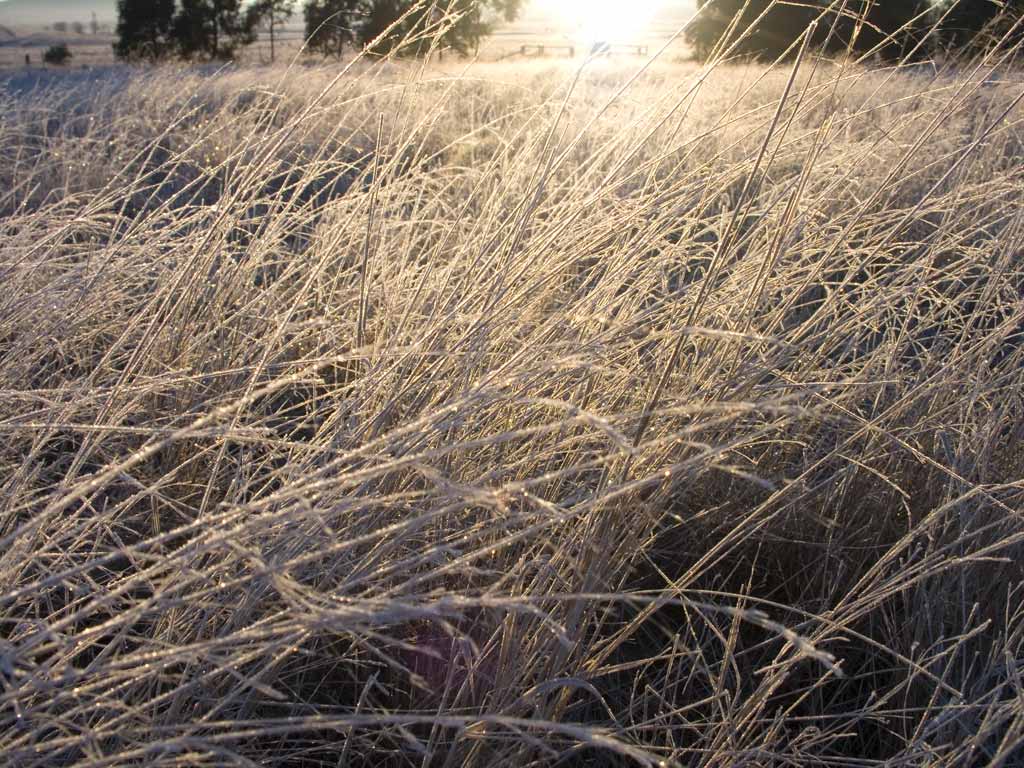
[1,18,1024,767]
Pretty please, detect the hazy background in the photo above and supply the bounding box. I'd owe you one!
[0,0,115,27]
[0,0,696,67]
[0,0,695,28]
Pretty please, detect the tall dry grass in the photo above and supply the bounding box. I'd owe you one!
[2,12,1024,767]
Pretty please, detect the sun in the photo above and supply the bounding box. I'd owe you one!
[538,0,665,46]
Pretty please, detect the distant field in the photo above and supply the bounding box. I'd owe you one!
[2,25,1024,768]
[0,7,693,68]
[0,25,115,68]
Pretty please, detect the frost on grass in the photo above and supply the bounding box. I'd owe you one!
[1,42,1024,768]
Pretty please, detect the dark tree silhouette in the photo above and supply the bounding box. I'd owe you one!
[686,0,814,61]
[835,0,931,60]
[936,0,1024,52]
[304,0,360,58]
[174,0,257,60]
[247,0,296,63]
[114,0,176,61]
[686,0,930,62]
[355,0,426,55]
[356,0,524,57]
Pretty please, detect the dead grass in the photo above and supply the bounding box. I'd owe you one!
[1,13,1024,768]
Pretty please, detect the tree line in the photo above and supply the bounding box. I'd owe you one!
[686,0,1024,62]
[114,0,523,63]
[115,0,1024,65]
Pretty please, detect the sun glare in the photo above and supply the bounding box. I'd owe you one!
[540,0,665,46]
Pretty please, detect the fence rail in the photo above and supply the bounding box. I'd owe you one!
[506,42,651,60]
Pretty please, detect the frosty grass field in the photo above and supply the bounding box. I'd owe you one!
[2,29,1024,767]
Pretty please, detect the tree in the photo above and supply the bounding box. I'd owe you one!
[246,0,296,63]
[685,0,930,62]
[830,0,931,60]
[43,43,72,66]
[304,0,360,59]
[71,21,85,35]
[357,0,524,57]
[935,0,1024,52]
[356,0,416,55]
[686,0,814,61]
[174,0,257,60]
[114,0,176,61]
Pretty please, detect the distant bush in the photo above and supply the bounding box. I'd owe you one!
[43,43,72,66]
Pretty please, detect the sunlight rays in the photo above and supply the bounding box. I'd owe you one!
[536,0,667,44]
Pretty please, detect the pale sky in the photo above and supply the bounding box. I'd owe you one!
[0,0,695,33]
